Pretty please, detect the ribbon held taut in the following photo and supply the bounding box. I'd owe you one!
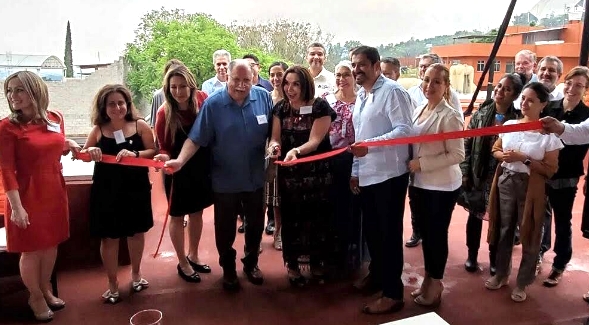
[73,152,171,171]
[275,121,542,166]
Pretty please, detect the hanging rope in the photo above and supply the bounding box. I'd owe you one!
[464,0,518,117]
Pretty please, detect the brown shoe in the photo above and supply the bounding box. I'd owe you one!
[543,270,563,287]
[362,296,404,314]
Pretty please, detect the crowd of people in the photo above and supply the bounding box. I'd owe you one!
[2,42,589,321]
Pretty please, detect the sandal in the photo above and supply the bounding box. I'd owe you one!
[101,290,121,304]
[131,278,149,292]
[582,291,589,303]
[485,275,508,290]
[273,233,282,251]
[511,287,527,302]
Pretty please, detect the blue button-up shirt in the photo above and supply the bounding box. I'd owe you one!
[188,87,273,193]
[201,76,226,95]
[256,77,273,92]
[352,75,415,187]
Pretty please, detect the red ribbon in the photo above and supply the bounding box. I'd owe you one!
[275,121,542,166]
[73,152,173,172]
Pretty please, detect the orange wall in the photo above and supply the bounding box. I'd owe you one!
[432,21,585,90]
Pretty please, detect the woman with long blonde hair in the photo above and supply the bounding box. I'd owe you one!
[154,64,213,282]
[0,71,80,321]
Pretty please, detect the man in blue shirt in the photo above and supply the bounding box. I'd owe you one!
[349,46,414,314]
[201,49,231,95]
[165,59,273,291]
[243,54,273,92]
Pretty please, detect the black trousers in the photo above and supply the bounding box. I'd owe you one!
[547,186,578,271]
[409,186,459,279]
[360,174,409,300]
[213,188,265,272]
[328,152,362,273]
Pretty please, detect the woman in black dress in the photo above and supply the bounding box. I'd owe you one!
[154,65,213,283]
[83,84,155,303]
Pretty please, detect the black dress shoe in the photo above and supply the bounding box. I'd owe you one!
[465,258,479,273]
[265,222,275,235]
[177,264,201,283]
[405,234,421,247]
[222,270,240,291]
[187,257,212,273]
[243,266,264,285]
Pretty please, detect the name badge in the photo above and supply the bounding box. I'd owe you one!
[47,122,60,133]
[256,115,268,125]
[113,130,126,144]
[325,94,337,107]
[300,106,312,115]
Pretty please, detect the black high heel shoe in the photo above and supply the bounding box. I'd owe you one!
[187,257,211,274]
[177,264,201,283]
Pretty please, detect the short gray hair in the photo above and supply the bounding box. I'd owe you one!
[228,59,253,74]
[538,55,563,75]
[213,49,231,63]
[334,60,353,73]
[515,50,536,63]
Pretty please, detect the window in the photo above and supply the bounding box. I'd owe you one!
[477,60,485,72]
[505,61,515,73]
[452,60,461,65]
[494,61,501,72]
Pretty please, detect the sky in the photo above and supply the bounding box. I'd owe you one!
[1,0,542,65]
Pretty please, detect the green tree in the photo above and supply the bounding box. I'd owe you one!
[64,21,73,78]
[125,8,242,102]
[229,19,334,66]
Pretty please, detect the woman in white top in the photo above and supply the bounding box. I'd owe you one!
[407,64,465,307]
[485,82,563,302]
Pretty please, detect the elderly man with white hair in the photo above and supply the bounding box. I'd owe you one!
[201,49,232,95]
[165,59,273,291]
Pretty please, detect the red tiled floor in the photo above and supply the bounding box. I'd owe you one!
[2,169,589,325]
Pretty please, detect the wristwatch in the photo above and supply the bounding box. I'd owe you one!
[133,150,140,158]
[524,157,531,166]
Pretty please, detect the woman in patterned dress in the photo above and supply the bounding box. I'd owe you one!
[267,65,336,286]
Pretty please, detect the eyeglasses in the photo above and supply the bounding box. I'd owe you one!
[565,81,587,89]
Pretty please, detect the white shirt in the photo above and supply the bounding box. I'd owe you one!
[407,84,464,121]
[500,120,563,174]
[351,76,415,186]
[559,118,589,145]
[514,85,563,110]
[313,67,336,98]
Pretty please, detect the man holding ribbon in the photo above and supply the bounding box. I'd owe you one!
[349,46,415,314]
[164,59,273,291]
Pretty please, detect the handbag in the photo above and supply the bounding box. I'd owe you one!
[457,186,486,214]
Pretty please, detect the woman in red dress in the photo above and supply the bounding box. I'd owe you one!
[0,71,80,321]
